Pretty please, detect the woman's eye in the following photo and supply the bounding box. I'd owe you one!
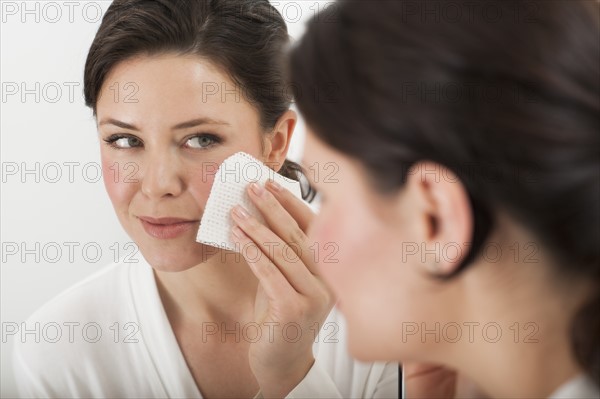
[186,134,219,149]
[104,135,142,149]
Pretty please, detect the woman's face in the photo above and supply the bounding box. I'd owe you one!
[96,54,266,271]
[303,129,454,362]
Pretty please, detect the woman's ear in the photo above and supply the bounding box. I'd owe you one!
[263,109,297,171]
[404,161,474,276]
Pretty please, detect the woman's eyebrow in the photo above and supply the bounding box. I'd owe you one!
[98,118,139,130]
[172,117,231,130]
[97,117,231,131]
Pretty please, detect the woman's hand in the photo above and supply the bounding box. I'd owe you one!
[230,180,335,398]
[404,362,487,398]
[404,363,457,398]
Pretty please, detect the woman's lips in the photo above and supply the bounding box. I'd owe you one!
[138,216,199,239]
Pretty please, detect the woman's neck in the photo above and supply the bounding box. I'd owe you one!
[153,251,259,326]
[455,309,584,398]
[447,253,591,398]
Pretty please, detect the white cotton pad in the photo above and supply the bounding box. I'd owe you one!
[196,152,302,252]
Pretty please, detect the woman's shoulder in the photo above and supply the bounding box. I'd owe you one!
[12,255,158,397]
[25,258,144,325]
[13,256,150,358]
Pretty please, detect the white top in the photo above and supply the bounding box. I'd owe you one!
[12,252,399,398]
[549,375,599,399]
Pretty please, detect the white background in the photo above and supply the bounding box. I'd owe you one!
[0,1,332,395]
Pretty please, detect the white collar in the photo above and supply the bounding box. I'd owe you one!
[548,375,599,399]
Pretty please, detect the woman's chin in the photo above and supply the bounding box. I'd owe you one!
[136,243,221,272]
[345,321,400,363]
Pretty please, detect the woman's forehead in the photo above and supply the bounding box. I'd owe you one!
[96,54,261,131]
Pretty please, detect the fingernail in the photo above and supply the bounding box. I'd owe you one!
[250,182,266,197]
[232,225,246,239]
[267,179,282,192]
[233,205,249,219]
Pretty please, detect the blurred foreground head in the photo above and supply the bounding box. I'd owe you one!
[291,0,599,390]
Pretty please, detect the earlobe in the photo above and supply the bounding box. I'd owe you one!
[407,162,474,276]
[264,110,297,171]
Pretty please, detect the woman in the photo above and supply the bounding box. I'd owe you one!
[289,0,599,397]
[12,0,398,397]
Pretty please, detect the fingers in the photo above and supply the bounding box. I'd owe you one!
[230,205,317,296]
[246,182,320,275]
[265,180,315,233]
[247,183,308,251]
[231,225,293,301]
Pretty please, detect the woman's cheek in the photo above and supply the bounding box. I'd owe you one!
[310,205,353,276]
[187,162,216,209]
[308,206,338,252]
[101,156,137,209]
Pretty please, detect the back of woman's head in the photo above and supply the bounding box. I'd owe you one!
[290,0,599,386]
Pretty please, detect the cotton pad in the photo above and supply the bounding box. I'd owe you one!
[196,152,303,252]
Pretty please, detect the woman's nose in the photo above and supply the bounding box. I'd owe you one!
[140,151,185,199]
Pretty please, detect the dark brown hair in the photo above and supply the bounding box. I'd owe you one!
[290,0,600,387]
[84,0,314,200]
